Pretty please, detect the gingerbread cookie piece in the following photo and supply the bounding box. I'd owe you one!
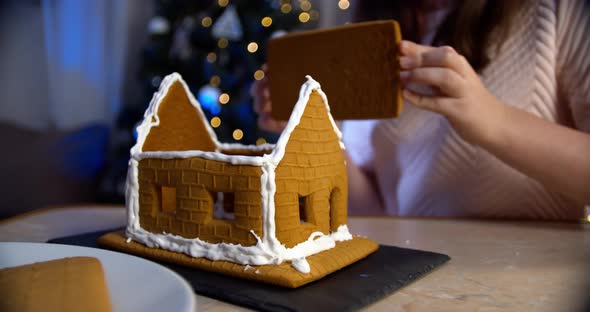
[268,20,403,120]
[0,257,111,312]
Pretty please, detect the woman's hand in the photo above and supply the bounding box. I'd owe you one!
[400,40,590,203]
[250,64,287,133]
[399,40,506,146]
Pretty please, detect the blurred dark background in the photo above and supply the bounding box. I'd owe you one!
[0,0,355,219]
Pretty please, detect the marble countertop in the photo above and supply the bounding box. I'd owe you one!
[1,205,588,311]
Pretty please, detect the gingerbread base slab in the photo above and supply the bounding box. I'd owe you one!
[98,231,379,288]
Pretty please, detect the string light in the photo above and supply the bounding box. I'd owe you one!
[256,137,267,145]
[280,3,292,13]
[210,75,221,87]
[219,93,230,104]
[299,12,310,23]
[261,16,273,27]
[232,129,244,140]
[201,16,212,27]
[338,0,350,10]
[218,0,229,7]
[300,1,311,11]
[254,70,265,80]
[206,52,217,63]
[247,42,259,53]
[210,117,222,128]
[218,38,228,49]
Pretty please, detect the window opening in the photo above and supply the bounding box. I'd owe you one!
[213,192,235,220]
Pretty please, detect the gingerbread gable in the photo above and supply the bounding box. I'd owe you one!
[133,73,218,154]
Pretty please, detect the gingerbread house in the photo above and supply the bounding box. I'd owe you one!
[101,73,378,288]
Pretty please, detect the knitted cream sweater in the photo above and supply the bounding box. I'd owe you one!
[342,0,589,219]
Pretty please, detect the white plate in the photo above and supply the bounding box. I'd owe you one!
[0,242,196,312]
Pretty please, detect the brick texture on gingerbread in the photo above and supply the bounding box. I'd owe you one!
[99,73,378,288]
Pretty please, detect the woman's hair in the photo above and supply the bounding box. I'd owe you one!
[354,0,525,72]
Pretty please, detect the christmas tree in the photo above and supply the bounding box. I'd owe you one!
[138,0,322,144]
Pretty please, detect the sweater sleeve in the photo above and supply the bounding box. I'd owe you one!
[555,0,590,132]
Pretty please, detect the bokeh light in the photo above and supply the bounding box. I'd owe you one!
[256,137,267,145]
[280,3,292,14]
[197,85,221,115]
[219,93,230,104]
[218,38,228,49]
[206,52,217,63]
[300,1,311,11]
[232,129,244,140]
[210,117,221,128]
[209,75,221,87]
[247,42,259,53]
[310,10,319,20]
[338,0,350,10]
[201,16,212,27]
[254,70,265,80]
[261,16,273,27]
[299,12,310,23]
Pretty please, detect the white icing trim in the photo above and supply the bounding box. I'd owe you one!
[217,142,276,152]
[133,150,265,166]
[126,74,351,274]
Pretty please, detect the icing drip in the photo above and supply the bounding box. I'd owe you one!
[126,74,353,274]
[291,258,310,274]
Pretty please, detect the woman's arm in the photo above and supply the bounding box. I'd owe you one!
[344,151,385,215]
[484,104,590,203]
[399,40,590,204]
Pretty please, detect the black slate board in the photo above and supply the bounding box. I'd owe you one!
[49,229,450,312]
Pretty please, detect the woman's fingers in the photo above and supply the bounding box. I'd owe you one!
[400,41,472,78]
[258,113,287,133]
[254,98,271,114]
[421,46,471,77]
[400,67,464,98]
[402,89,454,116]
[399,40,436,58]
[252,78,271,114]
[252,86,266,113]
[252,63,285,133]
[402,89,439,112]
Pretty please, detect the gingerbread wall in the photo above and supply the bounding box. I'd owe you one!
[273,91,348,248]
[137,157,263,246]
